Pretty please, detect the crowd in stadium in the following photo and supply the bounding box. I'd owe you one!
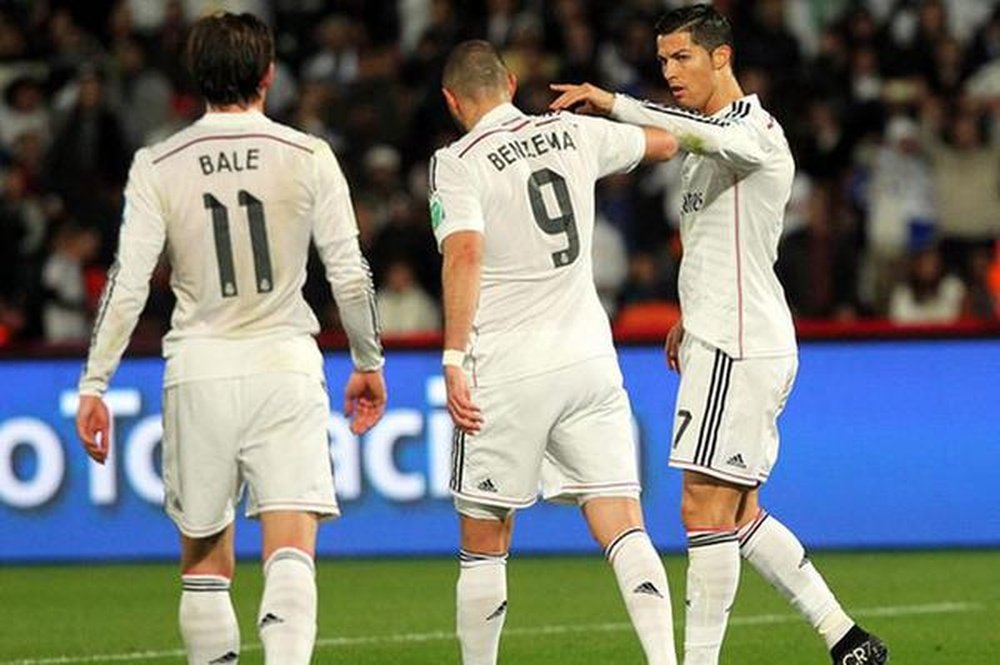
[0,0,998,346]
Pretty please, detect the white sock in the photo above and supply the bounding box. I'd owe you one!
[683,530,740,665]
[456,550,508,665]
[738,509,854,649]
[606,528,678,665]
[258,548,317,665]
[179,575,240,664]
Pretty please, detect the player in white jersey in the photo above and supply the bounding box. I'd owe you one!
[431,41,681,665]
[550,5,888,665]
[74,13,386,665]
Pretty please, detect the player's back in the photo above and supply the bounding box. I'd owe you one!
[431,104,645,385]
[146,112,319,340]
[136,111,335,384]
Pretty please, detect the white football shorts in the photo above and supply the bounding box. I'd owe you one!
[161,372,339,538]
[451,355,641,517]
[669,334,797,486]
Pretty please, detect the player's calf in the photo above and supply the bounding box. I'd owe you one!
[258,547,317,665]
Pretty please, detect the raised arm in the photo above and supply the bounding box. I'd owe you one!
[550,82,764,170]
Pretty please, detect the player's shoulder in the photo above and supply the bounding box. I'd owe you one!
[142,113,327,167]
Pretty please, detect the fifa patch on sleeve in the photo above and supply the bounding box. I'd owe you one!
[430,194,446,230]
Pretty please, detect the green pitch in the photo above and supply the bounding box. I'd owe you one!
[1,550,997,664]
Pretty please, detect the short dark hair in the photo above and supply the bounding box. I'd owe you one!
[186,12,274,106]
[654,4,733,52]
[442,40,509,99]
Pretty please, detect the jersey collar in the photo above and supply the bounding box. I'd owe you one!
[470,102,524,132]
[198,110,269,126]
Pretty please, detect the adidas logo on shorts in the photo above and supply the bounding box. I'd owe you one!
[725,453,747,469]
[478,478,499,493]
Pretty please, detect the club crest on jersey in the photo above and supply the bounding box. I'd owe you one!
[430,194,446,230]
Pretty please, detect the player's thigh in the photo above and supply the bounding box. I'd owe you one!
[542,357,641,503]
[450,377,557,509]
[239,373,340,520]
[719,353,798,484]
[162,380,243,538]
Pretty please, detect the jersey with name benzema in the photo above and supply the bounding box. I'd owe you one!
[613,93,797,359]
[79,111,365,394]
[430,103,645,386]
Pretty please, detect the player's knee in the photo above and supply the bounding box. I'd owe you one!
[458,503,513,555]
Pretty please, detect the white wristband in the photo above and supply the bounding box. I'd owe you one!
[442,349,465,368]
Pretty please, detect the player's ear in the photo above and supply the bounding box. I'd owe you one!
[506,71,517,99]
[260,61,276,93]
[442,86,459,114]
[711,44,732,71]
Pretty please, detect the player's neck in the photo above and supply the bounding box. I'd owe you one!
[207,97,266,115]
[701,74,744,116]
[460,96,511,132]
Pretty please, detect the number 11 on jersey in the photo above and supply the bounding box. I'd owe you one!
[203,190,273,297]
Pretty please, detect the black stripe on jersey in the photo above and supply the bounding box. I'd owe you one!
[82,261,121,379]
[456,119,532,158]
[634,95,750,126]
[429,155,438,192]
[703,354,733,468]
[359,255,384,358]
[722,102,749,121]
[694,350,724,465]
[151,133,313,165]
[638,100,731,127]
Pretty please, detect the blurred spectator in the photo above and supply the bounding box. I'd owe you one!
[863,114,938,312]
[113,37,172,146]
[0,76,49,152]
[43,66,130,253]
[40,223,100,342]
[376,258,440,334]
[920,99,1000,279]
[965,245,999,321]
[592,214,628,316]
[301,15,360,88]
[888,245,966,324]
[617,251,675,309]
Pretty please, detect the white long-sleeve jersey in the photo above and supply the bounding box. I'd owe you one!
[79,111,382,396]
[430,103,646,386]
[612,93,796,358]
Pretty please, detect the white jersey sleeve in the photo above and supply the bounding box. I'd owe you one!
[571,113,646,178]
[612,93,765,171]
[429,150,485,248]
[79,149,166,396]
[310,142,383,371]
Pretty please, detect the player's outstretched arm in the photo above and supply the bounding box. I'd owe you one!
[549,82,615,116]
[344,369,387,435]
